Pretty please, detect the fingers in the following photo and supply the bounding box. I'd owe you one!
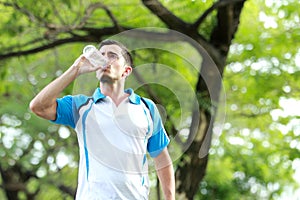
[70,55,100,77]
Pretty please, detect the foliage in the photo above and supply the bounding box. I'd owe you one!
[0,0,299,199]
[198,0,300,199]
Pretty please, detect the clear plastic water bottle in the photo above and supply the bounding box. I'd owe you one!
[83,45,108,68]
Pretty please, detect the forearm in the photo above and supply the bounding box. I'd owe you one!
[154,148,175,200]
[156,164,175,200]
[30,65,80,120]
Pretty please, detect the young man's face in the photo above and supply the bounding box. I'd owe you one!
[96,44,131,82]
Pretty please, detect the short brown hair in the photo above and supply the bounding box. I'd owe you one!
[98,39,133,67]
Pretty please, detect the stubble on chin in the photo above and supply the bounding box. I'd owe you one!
[96,69,106,80]
[98,74,111,83]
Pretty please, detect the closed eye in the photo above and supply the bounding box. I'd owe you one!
[107,52,119,60]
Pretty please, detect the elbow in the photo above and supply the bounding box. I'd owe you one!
[29,99,37,113]
[29,98,46,117]
[29,99,42,115]
[29,98,57,120]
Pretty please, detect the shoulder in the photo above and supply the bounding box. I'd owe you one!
[140,97,155,109]
[69,94,93,109]
[140,97,160,121]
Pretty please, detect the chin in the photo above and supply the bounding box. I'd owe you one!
[99,75,112,83]
[96,70,107,80]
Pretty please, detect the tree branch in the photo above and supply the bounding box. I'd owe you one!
[142,0,190,30]
[99,3,122,30]
[210,0,246,55]
[77,2,118,29]
[0,27,119,60]
[192,0,246,29]
[49,0,67,25]
[0,26,208,61]
[46,179,75,197]
[1,1,47,24]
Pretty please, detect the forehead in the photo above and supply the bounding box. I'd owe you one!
[99,44,123,54]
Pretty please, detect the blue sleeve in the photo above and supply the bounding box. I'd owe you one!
[145,99,170,158]
[51,95,75,128]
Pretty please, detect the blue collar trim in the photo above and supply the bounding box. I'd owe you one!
[92,88,106,102]
[92,88,141,105]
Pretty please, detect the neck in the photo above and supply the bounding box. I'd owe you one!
[100,81,128,106]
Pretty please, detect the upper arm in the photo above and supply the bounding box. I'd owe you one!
[153,148,172,170]
[29,98,58,121]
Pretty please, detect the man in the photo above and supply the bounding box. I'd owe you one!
[30,39,175,199]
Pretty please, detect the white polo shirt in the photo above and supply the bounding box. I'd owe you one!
[52,88,170,199]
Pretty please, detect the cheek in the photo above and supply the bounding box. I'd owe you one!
[111,63,123,74]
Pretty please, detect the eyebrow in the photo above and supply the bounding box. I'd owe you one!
[100,50,120,56]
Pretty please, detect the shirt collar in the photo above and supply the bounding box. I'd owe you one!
[92,88,141,105]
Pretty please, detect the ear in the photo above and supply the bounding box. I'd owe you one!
[122,65,132,77]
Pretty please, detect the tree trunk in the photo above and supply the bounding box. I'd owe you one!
[0,165,26,200]
[175,0,246,198]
